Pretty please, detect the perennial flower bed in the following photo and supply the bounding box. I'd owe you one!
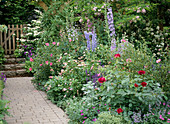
[14,0,169,123]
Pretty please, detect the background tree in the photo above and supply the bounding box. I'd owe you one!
[0,0,39,25]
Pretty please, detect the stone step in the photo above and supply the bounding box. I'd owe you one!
[0,69,32,78]
[4,58,25,64]
[4,55,16,58]
[1,64,25,70]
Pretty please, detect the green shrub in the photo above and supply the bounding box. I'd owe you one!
[0,46,5,69]
[0,74,10,123]
[94,112,130,124]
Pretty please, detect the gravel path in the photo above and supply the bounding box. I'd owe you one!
[3,77,69,124]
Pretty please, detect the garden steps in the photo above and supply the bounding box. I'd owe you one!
[0,55,32,78]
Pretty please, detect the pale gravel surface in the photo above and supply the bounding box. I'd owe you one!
[3,77,69,124]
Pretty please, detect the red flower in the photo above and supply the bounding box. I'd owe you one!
[114,54,121,58]
[138,70,145,75]
[134,83,138,87]
[117,108,123,114]
[98,77,106,83]
[141,82,147,87]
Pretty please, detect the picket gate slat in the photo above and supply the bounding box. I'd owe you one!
[0,24,26,54]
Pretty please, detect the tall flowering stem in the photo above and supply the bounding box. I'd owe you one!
[84,27,97,52]
[84,31,91,50]
[92,26,97,52]
[107,7,117,51]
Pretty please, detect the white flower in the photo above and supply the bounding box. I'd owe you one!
[63,88,67,91]
[36,21,41,24]
[20,39,26,42]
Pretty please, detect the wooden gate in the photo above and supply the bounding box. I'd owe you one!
[0,24,26,55]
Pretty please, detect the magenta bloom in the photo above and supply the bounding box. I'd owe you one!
[84,117,87,119]
[29,68,32,71]
[81,113,84,116]
[50,62,53,66]
[45,43,49,46]
[52,42,56,45]
[45,61,48,65]
[92,107,95,109]
[80,110,83,113]
[30,58,34,62]
[40,64,43,66]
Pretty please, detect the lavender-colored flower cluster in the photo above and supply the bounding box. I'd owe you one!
[84,27,97,52]
[0,73,7,83]
[131,111,143,123]
[107,7,116,51]
[66,26,78,42]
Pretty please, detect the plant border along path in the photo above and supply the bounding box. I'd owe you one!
[3,77,69,124]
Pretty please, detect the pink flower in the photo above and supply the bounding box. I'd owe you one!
[136,16,140,19]
[50,54,53,57]
[52,42,56,45]
[126,58,132,63]
[40,64,43,66]
[80,110,83,112]
[57,42,60,46]
[69,39,72,42]
[49,76,53,79]
[168,111,170,115]
[45,61,48,65]
[29,68,32,71]
[84,117,87,119]
[167,121,170,123]
[156,59,161,63]
[90,66,93,70]
[163,103,166,105]
[142,8,146,13]
[159,115,164,120]
[81,113,84,116]
[79,19,83,23]
[93,7,97,11]
[137,10,140,13]
[30,58,34,62]
[122,39,126,42]
[50,63,53,66]
[45,43,49,46]
[97,73,100,77]
[92,107,95,109]
[83,121,85,124]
